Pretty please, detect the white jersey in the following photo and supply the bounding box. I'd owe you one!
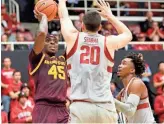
[120,77,155,123]
[67,32,115,105]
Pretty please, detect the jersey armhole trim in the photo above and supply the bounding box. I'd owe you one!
[29,54,45,76]
[140,96,148,100]
[104,37,114,63]
[67,33,79,59]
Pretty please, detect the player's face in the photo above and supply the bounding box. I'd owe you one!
[44,36,58,55]
[117,58,135,78]
[13,72,21,81]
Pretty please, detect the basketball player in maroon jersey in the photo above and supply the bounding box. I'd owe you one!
[30,9,69,123]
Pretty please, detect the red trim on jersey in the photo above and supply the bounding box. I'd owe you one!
[67,64,72,70]
[67,33,79,59]
[107,66,112,73]
[137,103,149,110]
[140,96,148,100]
[104,37,114,63]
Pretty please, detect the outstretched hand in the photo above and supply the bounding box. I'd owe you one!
[95,0,113,19]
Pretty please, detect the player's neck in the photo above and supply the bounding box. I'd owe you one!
[122,74,135,88]
[85,30,97,34]
[44,52,55,58]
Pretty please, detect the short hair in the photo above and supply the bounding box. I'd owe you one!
[83,10,101,32]
[13,70,21,76]
[126,52,145,76]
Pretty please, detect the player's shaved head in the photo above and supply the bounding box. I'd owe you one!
[83,10,101,32]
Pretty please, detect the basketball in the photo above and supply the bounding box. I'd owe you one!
[35,0,58,21]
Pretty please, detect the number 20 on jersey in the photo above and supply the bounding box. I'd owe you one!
[80,45,100,65]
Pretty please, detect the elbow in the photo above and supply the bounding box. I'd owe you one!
[128,32,133,41]
[125,32,133,42]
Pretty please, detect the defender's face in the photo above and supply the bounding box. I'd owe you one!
[117,58,135,78]
[44,36,59,54]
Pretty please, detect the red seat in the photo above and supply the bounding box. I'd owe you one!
[145,3,161,16]
[127,2,139,16]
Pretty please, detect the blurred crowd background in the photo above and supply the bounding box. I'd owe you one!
[1,0,164,123]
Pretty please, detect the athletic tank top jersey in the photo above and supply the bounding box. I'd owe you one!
[67,32,115,105]
[120,77,155,123]
[29,51,68,103]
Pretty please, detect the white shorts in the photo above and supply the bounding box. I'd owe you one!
[69,101,118,123]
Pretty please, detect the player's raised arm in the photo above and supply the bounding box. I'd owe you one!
[58,0,78,44]
[33,9,48,55]
[96,0,132,50]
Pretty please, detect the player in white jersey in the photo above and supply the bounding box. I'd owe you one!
[115,53,155,123]
[58,0,132,123]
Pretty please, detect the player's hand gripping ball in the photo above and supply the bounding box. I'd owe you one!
[34,0,58,21]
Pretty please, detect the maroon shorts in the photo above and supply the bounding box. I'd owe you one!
[32,102,69,123]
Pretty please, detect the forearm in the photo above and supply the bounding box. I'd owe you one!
[58,1,69,20]
[38,16,48,34]
[33,16,47,54]
[114,94,140,117]
[107,15,131,35]
[157,30,164,39]
[149,30,156,39]
[9,92,19,99]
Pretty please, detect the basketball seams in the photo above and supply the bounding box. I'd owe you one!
[35,0,46,10]
[35,0,58,21]
[39,4,55,13]
[47,4,56,19]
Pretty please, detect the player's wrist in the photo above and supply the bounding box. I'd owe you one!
[106,14,115,21]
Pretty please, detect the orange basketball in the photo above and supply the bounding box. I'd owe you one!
[35,0,58,21]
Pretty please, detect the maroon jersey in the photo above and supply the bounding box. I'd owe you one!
[29,50,68,103]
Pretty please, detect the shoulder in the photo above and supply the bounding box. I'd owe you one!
[129,78,145,95]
